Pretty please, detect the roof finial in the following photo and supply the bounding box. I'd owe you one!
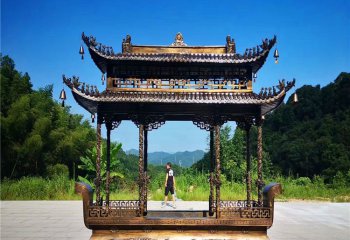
[171,32,187,47]
[226,35,236,53]
[122,35,132,53]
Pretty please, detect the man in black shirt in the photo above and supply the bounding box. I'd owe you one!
[162,162,176,209]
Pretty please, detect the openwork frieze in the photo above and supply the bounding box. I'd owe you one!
[220,200,258,208]
[240,208,271,219]
[218,200,271,219]
[89,200,140,218]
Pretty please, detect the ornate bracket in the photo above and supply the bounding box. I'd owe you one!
[98,115,121,130]
[193,115,228,131]
[131,115,165,131]
[193,121,212,131]
[236,117,254,131]
[254,115,265,126]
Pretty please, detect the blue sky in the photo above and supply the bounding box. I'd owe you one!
[2,0,349,152]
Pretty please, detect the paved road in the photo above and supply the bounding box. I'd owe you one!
[1,201,349,239]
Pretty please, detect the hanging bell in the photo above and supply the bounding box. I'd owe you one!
[79,45,84,60]
[101,74,106,85]
[293,92,298,103]
[91,114,95,123]
[59,89,67,107]
[273,49,279,64]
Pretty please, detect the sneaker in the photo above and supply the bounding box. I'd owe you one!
[173,204,177,209]
[161,202,165,208]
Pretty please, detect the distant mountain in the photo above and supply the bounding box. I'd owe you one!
[126,149,205,167]
[126,149,139,156]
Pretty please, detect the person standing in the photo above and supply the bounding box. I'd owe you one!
[162,162,176,209]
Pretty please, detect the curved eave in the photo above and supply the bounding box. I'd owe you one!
[70,87,288,117]
[88,46,271,75]
[261,93,285,115]
[72,88,98,114]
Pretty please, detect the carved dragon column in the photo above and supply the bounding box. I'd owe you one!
[214,124,221,218]
[143,127,148,215]
[256,116,265,206]
[138,124,145,216]
[95,116,102,206]
[209,129,215,216]
[105,120,112,206]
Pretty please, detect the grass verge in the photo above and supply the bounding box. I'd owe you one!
[1,176,349,202]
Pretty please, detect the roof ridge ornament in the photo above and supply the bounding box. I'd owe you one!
[170,32,187,47]
[122,35,132,53]
[226,36,236,53]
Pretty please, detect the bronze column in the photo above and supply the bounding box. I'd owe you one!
[105,120,112,206]
[209,129,215,216]
[245,123,252,207]
[95,119,102,205]
[143,128,148,215]
[138,124,145,216]
[257,117,264,206]
[215,125,221,218]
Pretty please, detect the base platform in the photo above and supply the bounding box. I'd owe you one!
[90,229,269,240]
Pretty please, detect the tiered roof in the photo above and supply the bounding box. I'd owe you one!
[82,32,277,78]
[63,32,294,120]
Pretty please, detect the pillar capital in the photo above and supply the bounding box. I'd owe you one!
[236,117,254,131]
[255,115,265,126]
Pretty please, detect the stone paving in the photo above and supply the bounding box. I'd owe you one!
[1,201,349,239]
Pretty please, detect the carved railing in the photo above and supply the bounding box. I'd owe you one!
[208,200,272,219]
[63,75,295,102]
[111,78,251,91]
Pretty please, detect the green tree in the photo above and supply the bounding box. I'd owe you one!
[221,126,246,182]
[78,142,124,192]
[1,55,96,179]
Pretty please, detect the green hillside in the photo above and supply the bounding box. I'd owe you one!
[263,72,350,181]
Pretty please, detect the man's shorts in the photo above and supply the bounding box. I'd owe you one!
[165,185,174,196]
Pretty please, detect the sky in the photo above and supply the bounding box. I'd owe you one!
[1,0,349,152]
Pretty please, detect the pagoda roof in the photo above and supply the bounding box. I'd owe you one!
[63,75,295,120]
[82,32,277,76]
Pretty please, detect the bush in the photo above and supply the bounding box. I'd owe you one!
[46,164,69,179]
[0,176,77,200]
[292,177,312,186]
[332,171,347,187]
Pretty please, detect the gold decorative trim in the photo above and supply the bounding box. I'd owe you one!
[108,88,253,93]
